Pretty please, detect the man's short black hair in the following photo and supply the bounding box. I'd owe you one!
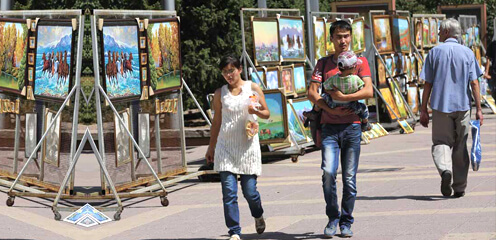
[219,55,241,70]
[329,20,352,38]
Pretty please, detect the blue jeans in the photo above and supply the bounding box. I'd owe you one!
[220,171,264,236]
[321,123,361,227]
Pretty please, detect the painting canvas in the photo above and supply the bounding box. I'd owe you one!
[313,17,326,65]
[148,18,182,94]
[291,98,313,139]
[325,19,336,55]
[43,109,61,167]
[258,89,288,144]
[466,27,474,47]
[379,87,400,121]
[405,56,411,80]
[392,17,410,54]
[474,26,480,46]
[287,103,307,143]
[114,109,132,167]
[384,55,394,77]
[389,79,408,119]
[280,65,295,96]
[25,113,37,159]
[422,18,430,47]
[138,113,150,158]
[251,17,280,66]
[249,67,265,89]
[265,67,279,90]
[415,19,423,48]
[372,16,393,54]
[293,63,306,96]
[407,85,419,114]
[278,16,305,62]
[102,22,141,101]
[376,57,387,87]
[429,18,437,45]
[351,18,366,54]
[0,19,28,95]
[410,56,417,80]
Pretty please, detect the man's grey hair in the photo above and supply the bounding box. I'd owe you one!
[440,18,462,40]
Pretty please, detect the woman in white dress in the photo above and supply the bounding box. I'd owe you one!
[205,55,270,240]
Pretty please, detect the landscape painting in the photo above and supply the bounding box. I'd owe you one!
[148,18,182,94]
[389,79,408,119]
[249,67,265,89]
[287,103,307,143]
[392,17,410,54]
[291,98,313,138]
[351,17,365,54]
[35,23,73,100]
[102,23,141,101]
[258,89,288,144]
[325,19,335,55]
[313,17,326,64]
[373,16,393,54]
[0,19,28,95]
[380,87,400,121]
[265,67,279,90]
[407,85,419,114]
[251,17,280,66]
[376,57,387,87]
[293,63,306,96]
[278,16,305,62]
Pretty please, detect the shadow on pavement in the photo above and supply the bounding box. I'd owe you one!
[143,231,335,239]
[357,195,448,201]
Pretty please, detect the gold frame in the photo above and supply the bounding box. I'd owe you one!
[351,17,366,54]
[372,15,394,54]
[277,15,306,62]
[279,64,296,97]
[258,88,289,144]
[250,16,281,66]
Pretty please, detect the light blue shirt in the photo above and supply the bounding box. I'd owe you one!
[420,38,482,113]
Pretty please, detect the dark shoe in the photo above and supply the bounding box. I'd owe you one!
[441,170,452,197]
[361,121,372,132]
[340,225,353,238]
[324,220,338,238]
[255,216,265,234]
[453,191,465,198]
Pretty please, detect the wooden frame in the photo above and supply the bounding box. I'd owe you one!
[379,87,400,121]
[279,64,296,96]
[140,53,147,65]
[351,17,366,54]
[376,56,387,88]
[277,15,306,62]
[25,113,37,159]
[313,17,326,64]
[42,108,61,167]
[114,108,133,167]
[28,67,34,82]
[331,0,395,13]
[251,17,281,66]
[407,84,419,115]
[389,79,408,119]
[392,16,411,54]
[264,66,280,90]
[141,67,147,82]
[372,15,394,54]
[293,63,307,96]
[139,20,145,32]
[398,119,414,133]
[258,88,288,144]
[28,53,34,65]
[249,66,266,89]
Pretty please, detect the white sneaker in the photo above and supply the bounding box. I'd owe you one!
[255,216,266,234]
[229,234,241,240]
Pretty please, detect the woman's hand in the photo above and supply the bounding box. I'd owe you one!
[248,104,259,115]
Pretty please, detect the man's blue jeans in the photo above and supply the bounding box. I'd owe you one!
[321,123,361,227]
[220,171,264,236]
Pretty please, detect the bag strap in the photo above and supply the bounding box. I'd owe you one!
[319,55,331,93]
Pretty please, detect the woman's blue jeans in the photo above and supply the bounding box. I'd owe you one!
[320,123,361,227]
[220,171,264,236]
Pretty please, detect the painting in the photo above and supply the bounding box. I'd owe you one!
[249,67,265,89]
[466,27,474,48]
[139,36,146,49]
[265,67,279,90]
[405,55,411,80]
[147,18,182,94]
[280,65,295,96]
[251,17,280,66]
[389,79,408,119]
[138,113,150,158]
[278,15,305,62]
[114,108,132,167]
[384,55,394,77]
[28,67,34,82]
[429,18,437,45]
[313,17,326,65]
[291,97,313,139]
[398,119,414,133]
[258,89,288,144]
[376,57,387,87]
[325,19,336,55]
[139,20,144,32]
[28,53,34,65]
[422,18,430,47]
[287,103,308,144]
[42,108,61,167]
[34,21,74,100]
[140,53,147,65]
[379,87,400,121]
[410,56,417,80]
[407,84,419,115]
[141,67,147,82]
[474,26,480,46]
[394,54,402,75]
[351,17,366,54]
[29,36,36,49]
[25,113,37,159]
[372,15,393,54]
[392,16,410,54]
[437,19,442,43]
[293,63,306,96]
[414,19,423,49]
[102,21,141,101]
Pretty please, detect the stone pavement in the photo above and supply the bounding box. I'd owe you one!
[0,110,495,240]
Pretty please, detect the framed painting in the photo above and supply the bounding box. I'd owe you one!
[290,97,313,139]
[287,102,308,144]
[429,18,438,46]
[28,67,34,82]
[147,18,182,94]
[25,113,38,159]
[139,36,146,49]
[466,26,474,48]
[141,67,147,82]
[351,17,366,54]
[279,65,295,96]
[405,55,411,80]
[138,113,150,158]
[389,79,408,119]
[101,20,142,102]
[28,53,34,65]
[258,89,288,144]
[384,55,395,77]
[376,57,387,88]
[251,17,280,66]
[277,15,305,62]
[394,54,403,76]
[414,19,423,49]
[114,108,132,167]
[34,20,75,101]
[474,26,480,46]
[372,15,394,54]
[379,87,400,121]
[249,67,265,89]
[422,18,430,48]
[265,66,279,90]
[313,17,326,65]
[410,55,417,80]
[29,36,36,49]
[407,84,419,115]
[325,18,336,55]
[398,119,414,133]
[437,19,442,43]
[392,16,411,54]
[42,108,61,167]
[293,63,307,96]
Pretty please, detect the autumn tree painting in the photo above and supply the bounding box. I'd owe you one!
[0,20,28,94]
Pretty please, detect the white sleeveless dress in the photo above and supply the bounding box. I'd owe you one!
[214,81,262,176]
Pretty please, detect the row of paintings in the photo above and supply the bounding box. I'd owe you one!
[376,54,420,87]
[372,15,411,55]
[414,17,443,49]
[249,63,307,97]
[462,26,481,48]
[251,15,306,66]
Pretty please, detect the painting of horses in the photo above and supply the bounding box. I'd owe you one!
[313,17,326,65]
[372,16,393,54]
[351,17,366,54]
[0,19,28,95]
[35,23,73,100]
[392,16,410,54]
[148,18,182,94]
[293,63,306,96]
[251,17,280,66]
[278,15,305,62]
[258,89,288,144]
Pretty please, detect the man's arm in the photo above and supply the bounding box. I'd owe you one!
[328,76,373,101]
[484,58,491,79]
[308,81,353,116]
[419,82,432,127]
[470,79,484,126]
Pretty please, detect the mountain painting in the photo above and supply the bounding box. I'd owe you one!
[103,25,141,100]
[251,18,280,66]
[293,64,306,95]
[0,20,27,95]
[148,19,181,93]
[258,89,287,144]
[35,25,73,99]
[313,18,326,64]
[278,16,305,61]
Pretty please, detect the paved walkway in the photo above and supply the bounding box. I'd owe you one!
[1,110,495,240]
